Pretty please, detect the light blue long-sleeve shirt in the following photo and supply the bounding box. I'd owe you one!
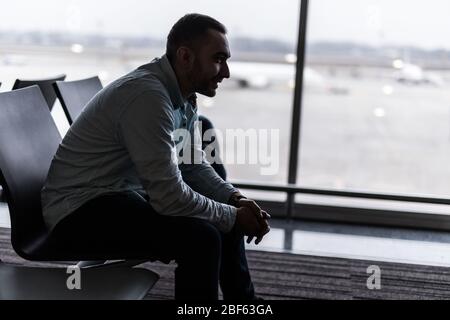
[41,55,238,233]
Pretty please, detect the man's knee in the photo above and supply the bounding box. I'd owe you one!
[179,219,222,257]
[195,220,222,250]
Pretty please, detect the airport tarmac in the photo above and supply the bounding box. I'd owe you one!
[2,52,450,199]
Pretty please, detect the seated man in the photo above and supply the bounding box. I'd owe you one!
[42,13,270,300]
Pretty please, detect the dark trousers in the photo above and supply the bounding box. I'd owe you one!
[50,191,255,301]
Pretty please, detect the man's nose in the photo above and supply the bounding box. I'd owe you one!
[221,62,230,79]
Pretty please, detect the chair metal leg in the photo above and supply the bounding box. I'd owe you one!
[77,260,108,268]
[77,259,150,269]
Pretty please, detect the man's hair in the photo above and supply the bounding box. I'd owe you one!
[166,13,227,61]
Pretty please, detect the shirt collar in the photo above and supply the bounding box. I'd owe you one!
[187,93,197,110]
[159,54,186,110]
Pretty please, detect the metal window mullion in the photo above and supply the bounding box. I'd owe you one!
[286,0,309,218]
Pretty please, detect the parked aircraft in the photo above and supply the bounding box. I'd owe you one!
[392,60,444,86]
[228,61,349,94]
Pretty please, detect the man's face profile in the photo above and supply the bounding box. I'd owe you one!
[189,29,231,97]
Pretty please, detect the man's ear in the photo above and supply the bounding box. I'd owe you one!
[176,46,195,71]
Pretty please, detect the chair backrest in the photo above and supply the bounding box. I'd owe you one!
[12,74,66,111]
[53,76,103,124]
[0,86,61,256]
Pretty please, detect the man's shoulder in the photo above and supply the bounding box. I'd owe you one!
[98,68,170,110]
[111,67,168,95]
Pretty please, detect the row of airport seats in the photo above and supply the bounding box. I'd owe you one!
[0,75,102,203]
[13,74,103,123]
[0,76,159,299]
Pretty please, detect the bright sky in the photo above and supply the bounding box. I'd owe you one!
[0,0,449,49]
[308,0,450,49]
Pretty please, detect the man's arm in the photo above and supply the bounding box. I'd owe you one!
[177,114,270,242]
[228,191,247,207]
[118,90,237,232]
[178,117,238,204]
[179,161,238,204]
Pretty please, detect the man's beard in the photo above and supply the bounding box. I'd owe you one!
[189,62,217,97]
[192,76,217,97]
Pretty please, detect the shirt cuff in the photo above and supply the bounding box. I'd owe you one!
[218,204,237,233]
[215,183,239,205]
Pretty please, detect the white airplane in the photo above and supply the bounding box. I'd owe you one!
[392,60,444,86]
[228,61,292,88]
[228,60,349,94]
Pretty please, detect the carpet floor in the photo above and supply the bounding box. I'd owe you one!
[1,227,450,300]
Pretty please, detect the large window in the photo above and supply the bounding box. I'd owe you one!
[0,0,299,194]
[298,0,450,197]
[4,0,450,225]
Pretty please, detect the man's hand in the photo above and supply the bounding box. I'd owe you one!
[233,197,271,245]
[229,192,271,219]
[238,198,271,220]
[235,206,263,238]
[228,192,246,207]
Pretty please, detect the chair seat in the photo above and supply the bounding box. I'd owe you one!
[0,261,159,300]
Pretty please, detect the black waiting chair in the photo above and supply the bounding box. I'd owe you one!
[0,86,159,299]
[53,76,103,124]
[13,74,66,111]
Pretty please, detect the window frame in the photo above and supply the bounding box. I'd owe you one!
[231,0,450,231]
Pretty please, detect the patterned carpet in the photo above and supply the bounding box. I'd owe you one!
[2,227,450,299]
